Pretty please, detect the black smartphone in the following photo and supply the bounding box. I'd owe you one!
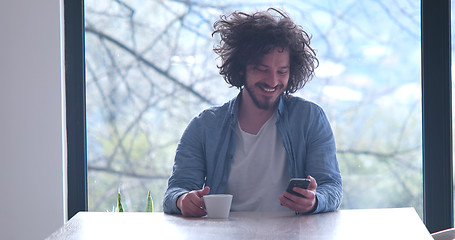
[286,178,311,198]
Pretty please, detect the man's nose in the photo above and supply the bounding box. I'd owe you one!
[266,72,279,86]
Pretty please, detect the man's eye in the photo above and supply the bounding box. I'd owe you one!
[278,71,289,75]
[255,67,267,72]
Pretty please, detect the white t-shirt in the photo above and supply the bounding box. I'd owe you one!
[226,112,291,212]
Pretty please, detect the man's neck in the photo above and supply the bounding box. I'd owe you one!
[238,91,277,135]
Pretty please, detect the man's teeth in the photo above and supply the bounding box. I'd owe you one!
[262,87,275,92]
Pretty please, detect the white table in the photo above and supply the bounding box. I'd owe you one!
[46,208,433,240]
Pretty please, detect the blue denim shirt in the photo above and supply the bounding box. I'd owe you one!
[163,93,342,214]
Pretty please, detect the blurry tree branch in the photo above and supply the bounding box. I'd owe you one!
[376,0,419,39]
[337,148,419,159]
[89,165,170,180]
[86,26,215,105]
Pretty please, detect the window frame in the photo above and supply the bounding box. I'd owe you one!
[64,0,87,219]
[65,0,453,232]
[421,0,453,233]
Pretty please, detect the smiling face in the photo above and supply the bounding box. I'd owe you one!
[242,47,290,111]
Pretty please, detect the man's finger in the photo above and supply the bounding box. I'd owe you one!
[196,186,211,197]
[182,195,207,217]
[307,175,317,190]
[189,200,207,216]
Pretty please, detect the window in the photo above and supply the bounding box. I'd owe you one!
[67,0,453,232]
[84,0,422,213]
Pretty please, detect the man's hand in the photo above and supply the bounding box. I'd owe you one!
[279,176,318,213]
[177,186,210,217]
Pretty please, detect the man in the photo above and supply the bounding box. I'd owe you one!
[163,8,342,217]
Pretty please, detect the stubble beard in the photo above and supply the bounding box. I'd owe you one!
[244,83,282,110]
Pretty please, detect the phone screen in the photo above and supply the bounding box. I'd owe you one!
[286,178,310,198]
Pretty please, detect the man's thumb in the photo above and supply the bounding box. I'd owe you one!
[198,186,210,197]
[307,176,317,190]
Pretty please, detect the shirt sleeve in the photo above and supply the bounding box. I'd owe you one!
[163,116,207,214]
[304,104,343,213]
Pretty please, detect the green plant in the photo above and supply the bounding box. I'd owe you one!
[146,190,153,212]
[117,191,124,212]
[112,190,153,212]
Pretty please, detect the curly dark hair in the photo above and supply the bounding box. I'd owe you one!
[212,8,318,94]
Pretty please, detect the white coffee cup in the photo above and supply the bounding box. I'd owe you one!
[202,194,233,219]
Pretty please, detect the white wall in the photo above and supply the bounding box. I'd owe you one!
[0,0,65,239]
